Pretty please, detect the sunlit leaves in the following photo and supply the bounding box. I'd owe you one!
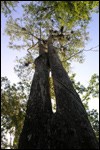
[71,73,99,103]
[41,1,99,28]
[88,109,99,141]
[1,77,28,149]
[4,1,99,72]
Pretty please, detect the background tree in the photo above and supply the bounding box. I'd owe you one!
[1,77,27,149]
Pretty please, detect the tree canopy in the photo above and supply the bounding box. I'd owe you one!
[2,1,98,80]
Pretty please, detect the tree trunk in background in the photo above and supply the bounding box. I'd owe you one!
[48,42,99,149]
[18,52,52,149]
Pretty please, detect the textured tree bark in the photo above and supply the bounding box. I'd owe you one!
[38,39,46,55]
[48,42,99,149]
[18,52,52,149]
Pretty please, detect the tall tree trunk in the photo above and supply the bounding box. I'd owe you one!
[48,41,99,149]
[18,50,52,149]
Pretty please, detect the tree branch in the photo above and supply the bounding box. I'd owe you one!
[62,45,99,62]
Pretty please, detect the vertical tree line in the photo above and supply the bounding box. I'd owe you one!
[18,41,52,149]
[18,37,99,149]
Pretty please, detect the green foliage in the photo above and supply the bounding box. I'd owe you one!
[2,1,98,81]
[1,1,18,17]
[70,73,99,107]
[1,77,28,149]
[4,1,99,67]
[88,109,99,141]
[35,1,99,27]
[14,53,36,81]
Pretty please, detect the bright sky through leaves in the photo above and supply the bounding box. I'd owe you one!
[1,5,99,112]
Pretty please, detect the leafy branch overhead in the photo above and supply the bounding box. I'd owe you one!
[4,1,99,63]
[1,1,19,17]
[2,1,98,83]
